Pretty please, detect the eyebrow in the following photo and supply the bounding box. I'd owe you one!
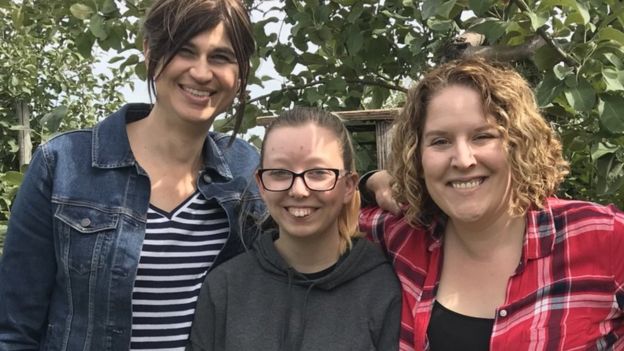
[422,125,497,139]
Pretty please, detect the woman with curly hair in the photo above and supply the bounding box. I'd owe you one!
[360,57,624,350]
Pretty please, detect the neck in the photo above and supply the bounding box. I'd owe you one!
[445,213,526,261]
[274,229,342,274]
[128,106,207,167]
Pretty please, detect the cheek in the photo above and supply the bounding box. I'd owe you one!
[420,151,443,179]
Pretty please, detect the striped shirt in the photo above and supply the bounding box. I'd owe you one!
[131,192,228,351]
[359,198,624,351]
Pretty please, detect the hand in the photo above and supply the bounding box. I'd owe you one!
[366,170,401,215]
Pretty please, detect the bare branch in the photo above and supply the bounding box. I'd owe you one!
[247,78,407,105]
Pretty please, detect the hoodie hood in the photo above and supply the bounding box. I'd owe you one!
[252,229,389,290]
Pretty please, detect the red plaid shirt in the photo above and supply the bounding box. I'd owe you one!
[360,198,624,351]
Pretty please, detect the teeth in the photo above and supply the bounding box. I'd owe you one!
[183,87,212,97]
[451,179,482,189]
[287,207,313,218]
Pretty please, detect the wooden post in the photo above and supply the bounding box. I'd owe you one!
[16,101,32,167]
[375,121,393,170]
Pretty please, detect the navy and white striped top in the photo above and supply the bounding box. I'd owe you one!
[130,191,228,350]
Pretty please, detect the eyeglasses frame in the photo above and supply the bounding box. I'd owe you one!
[256,168,351,192]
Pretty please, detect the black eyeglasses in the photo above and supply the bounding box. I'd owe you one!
[257,168,350,192]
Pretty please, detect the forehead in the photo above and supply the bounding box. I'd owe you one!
[186,22,232,48]
[263,124,343,166]
[423,85,494,132]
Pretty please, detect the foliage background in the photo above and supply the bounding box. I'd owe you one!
[1,0,623,253]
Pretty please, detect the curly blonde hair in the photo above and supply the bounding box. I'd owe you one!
[391,58,569,226]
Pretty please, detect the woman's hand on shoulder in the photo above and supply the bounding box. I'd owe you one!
[366,170,402,215]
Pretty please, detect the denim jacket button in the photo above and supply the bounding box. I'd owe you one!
[80,218,91,227]
[202,174,212,183]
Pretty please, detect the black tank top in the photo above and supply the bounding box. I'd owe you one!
[427,300,494,351]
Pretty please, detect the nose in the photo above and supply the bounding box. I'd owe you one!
[288,176,310,198]
[451,141,476,169]
[189,59,214,83]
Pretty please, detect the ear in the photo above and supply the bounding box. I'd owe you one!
[342,172,358,204]
[143,40,150,62]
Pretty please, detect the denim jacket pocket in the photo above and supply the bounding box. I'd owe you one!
[55,203,120,275]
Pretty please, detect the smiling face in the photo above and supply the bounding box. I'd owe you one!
[150,22,239,127]
[257,123,357,243]
[420,84,513,227]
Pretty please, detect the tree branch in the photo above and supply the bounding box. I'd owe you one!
[511,0,580,66]
[247,77,407,105]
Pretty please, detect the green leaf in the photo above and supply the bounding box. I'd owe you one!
[599,94,624,133]
[553,65,574,80]
[346,28,364,54]
[591,142,618,160]
[603,68,624,92]
[468,0,495,16]
[102,0,118,15]
[135,63,147,81]
[470,20,506,43]
[537,0,589,24]
[536,72,563,107]
[566,3,590,25]
[422,0,437,20]
[595,153,624,195]
[532,44,562,71]
[40,106,68,133]
[437,0,457,19]
[346,2,364,23]
[89,15,108,40]
[300,53,325,65]
[596,27,624,46]
[1,171,24,186]
[526,11,547,31]
[563,78,596,112]
[70,3,94,20]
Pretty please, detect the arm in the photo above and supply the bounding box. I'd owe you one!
[359,170,401,215]
[375,294,402,351]
[0,148,56,350]
[187,276,223,351]
[612,205,624,310]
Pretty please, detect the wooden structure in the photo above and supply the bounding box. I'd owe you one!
[256,108,399,172]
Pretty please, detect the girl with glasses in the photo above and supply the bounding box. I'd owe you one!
[187,107,401,351]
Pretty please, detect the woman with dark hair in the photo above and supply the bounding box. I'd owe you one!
[360,58,624,350]
[188,107,401,351]
[0,0,265,350]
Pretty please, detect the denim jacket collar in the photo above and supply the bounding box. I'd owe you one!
[92,103,233,180]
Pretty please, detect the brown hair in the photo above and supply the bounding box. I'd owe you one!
[142,0,255,140]
[260,107,362,253]
[391,57,569,226]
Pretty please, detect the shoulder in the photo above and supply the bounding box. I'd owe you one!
[208,132,259,159]
[349,239,401,290]
[542,197,623,229]
[206,251,258,283]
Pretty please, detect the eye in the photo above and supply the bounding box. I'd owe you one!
[177,47,195,57]
[305,169,334,180]
[266,169,291,179]
[429,138,449,146]
[474,132,498,142]
[211,52,236,64]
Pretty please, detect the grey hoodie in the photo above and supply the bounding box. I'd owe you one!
[187,231,401,351]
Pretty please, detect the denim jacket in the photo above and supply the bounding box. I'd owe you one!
[0,104,266,351]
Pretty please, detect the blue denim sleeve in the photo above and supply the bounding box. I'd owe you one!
[0,146,56,350]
